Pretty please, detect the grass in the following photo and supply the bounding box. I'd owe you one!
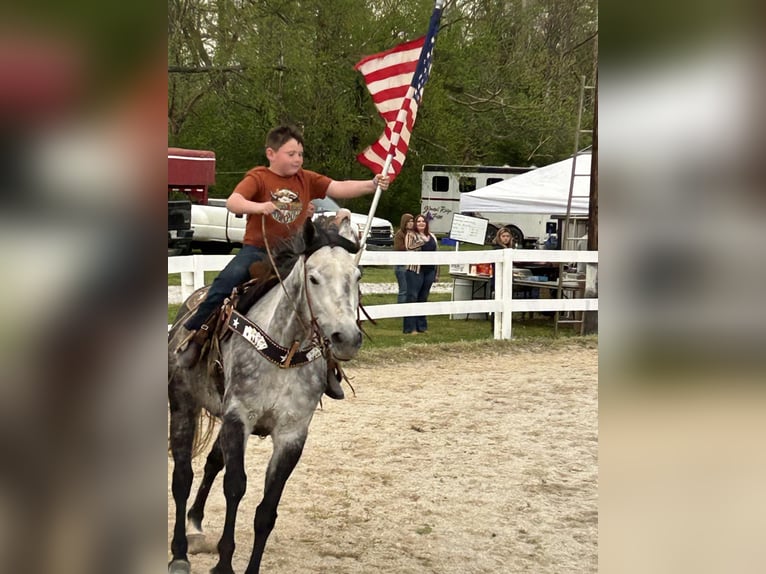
[169,288,586,347]
[357,292,582,349]
[169,241,487,286]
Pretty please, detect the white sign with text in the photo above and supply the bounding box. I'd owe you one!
[449,213,488,246]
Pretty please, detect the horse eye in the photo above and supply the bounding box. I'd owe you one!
[309,275,319,285]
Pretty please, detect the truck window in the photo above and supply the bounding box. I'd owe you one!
[487,177,503,186]
[459,176,477,193]
[432,175,449,192]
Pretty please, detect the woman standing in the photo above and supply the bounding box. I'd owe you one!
[404,214,438,334]
[393,213,414,304]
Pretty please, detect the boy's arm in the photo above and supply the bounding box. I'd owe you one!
[226,174,278,216]
[226,192,277,216]
[326,174,389,199]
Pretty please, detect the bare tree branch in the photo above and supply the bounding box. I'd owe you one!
[168,65,247,74]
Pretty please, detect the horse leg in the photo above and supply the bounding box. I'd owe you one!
[244,434,306,574]
[210,414,248,574]
[187,432,224,534]
[168,386,198,574]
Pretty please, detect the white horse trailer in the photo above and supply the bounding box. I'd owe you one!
[421,164,554,246]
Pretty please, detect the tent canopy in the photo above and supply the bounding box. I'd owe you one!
[459,153,590,215]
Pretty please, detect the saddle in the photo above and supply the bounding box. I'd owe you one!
[179,270,272,384]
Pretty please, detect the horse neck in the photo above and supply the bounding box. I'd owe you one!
[247,257,313,345]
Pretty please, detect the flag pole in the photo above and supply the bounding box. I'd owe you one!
[355,153,393,265]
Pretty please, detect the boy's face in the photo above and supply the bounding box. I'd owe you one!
[266,138,304,177]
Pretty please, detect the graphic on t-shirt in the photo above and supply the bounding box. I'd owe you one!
[270,189,302,224]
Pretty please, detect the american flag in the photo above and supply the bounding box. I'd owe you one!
[355,1,444,179]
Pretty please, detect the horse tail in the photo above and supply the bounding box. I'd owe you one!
[166,407,217,459]
[191,410,218,458]
[167,364,219,459]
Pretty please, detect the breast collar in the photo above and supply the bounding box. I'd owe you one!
[226,309,322,368]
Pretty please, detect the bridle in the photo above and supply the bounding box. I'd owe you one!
[259,216,359,372]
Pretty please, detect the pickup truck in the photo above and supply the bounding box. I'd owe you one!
[190,196,394,254]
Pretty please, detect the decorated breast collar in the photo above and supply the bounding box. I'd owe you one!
[227,310,323,368]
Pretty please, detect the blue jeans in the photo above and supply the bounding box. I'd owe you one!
[394,265,408,304]
[403,267,436,333]
[183,244,266,331]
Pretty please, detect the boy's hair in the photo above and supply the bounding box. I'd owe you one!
[265,124,304,151]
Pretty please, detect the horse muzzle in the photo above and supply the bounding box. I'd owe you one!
[329,327,363,361]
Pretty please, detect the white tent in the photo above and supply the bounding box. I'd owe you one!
[459,152,591,215]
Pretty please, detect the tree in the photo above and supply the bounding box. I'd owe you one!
[167,0,598,224]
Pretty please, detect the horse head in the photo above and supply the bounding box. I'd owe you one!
[300,217,363,361]
[304,214,360,254]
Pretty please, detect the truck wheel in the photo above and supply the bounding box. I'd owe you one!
[484,224,499,245]
[505,226,523,248]
[199,242,233,255]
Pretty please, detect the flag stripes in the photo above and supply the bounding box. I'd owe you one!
[355,1,443,179]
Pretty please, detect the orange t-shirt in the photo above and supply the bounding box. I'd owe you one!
[233,166,332,248]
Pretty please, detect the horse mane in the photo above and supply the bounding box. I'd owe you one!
[235,216,358,314]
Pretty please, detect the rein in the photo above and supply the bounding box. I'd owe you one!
[262,216,314,339]
[254,215,338,370]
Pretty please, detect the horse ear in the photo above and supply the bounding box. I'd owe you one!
[336,217,360,248]
[302,216,317,247]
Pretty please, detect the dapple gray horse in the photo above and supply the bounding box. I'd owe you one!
[168,217,362,574]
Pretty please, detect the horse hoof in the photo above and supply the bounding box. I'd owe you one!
[168,559,191,574]
[188,532,217,554]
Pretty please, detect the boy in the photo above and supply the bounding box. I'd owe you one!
[175,125,389,392]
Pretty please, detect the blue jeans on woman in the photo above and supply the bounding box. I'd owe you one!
[394,265,408,304]
[403,267,436,333]
[183,244,266,331]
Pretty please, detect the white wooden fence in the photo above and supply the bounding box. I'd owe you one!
[168,249,598,339]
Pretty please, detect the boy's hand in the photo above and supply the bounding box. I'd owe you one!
[373,174,390,190]
[257,201,277,215]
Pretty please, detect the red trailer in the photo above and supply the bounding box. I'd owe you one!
[168,147,216,204]
[168,148,216,255]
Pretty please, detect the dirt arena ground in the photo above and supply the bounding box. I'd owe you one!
[168,340,598,573]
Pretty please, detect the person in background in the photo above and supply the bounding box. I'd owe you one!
[543,232,558,250]
[393,213,414,304]
[403,214,438,334]
[175,124,390,372]
[490,227,518,300]
[493,227,514,249]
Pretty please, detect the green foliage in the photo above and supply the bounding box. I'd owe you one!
[168,0,598,223]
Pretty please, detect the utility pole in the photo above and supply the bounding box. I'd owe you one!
[584,39,598,335]
[587,68,598,252]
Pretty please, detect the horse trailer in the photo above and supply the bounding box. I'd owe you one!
[421,164,555,246]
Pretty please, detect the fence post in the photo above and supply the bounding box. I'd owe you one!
[583,262,598,334]
[193,254,206,291]
[501,248,514,339]
[180,256,196,302]
[493,257,503,340]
